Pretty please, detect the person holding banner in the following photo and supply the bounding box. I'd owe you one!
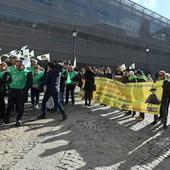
[0,62,11,121]
[104,67,113,79]
[135,69,147,121]
[151,71,170,129]
[126,70,137,117]
[114,65,124,81]
[4,58,33,126]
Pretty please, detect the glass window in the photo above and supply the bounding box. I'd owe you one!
[32,0,52,6]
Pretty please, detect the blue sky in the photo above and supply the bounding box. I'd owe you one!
[131,0,170,19]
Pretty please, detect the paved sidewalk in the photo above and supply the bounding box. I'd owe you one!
[0,97,170,170]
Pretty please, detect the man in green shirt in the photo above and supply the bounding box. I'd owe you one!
[31,65,44,109]
[4,58,33,126]
[65,66,78,105]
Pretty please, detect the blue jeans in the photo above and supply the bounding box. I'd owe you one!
[59,91,64,106]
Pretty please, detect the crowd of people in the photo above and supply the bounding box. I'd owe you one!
[91,65,170,129]
[0,55,170,129]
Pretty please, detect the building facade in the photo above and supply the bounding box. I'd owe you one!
[0,0,170,73]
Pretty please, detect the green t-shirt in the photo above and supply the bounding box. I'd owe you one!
[67,71,77,85]
[33,71,44,86]
[9,68,29,89]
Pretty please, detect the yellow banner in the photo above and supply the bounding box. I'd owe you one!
[93,78,163,115]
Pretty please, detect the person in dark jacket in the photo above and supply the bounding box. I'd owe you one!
[83,66,95,106]
[151,71,170,129]
[0,62,11,120]
[104,67,113,79]
[60,66,67,106]
[38,62,67,121]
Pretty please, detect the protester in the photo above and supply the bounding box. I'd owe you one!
[38,62,67,121]
[1,44,170,130]
[4,58,33,126]
[0,62,11,121]
[28,58,38,73]
[65,65,77,105]
[31,65,44,109]
[83,66,95,106]
[114,65,123,81]
[121,69,129,83]
[151,71,170,129]
[8,56,17,71]
[125,70,137,117]
[104,67,113,79]
[59,63,67,106]
[135,69,147,121]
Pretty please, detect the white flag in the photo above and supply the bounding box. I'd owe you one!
[129,63,135,70]
[23,49,30,58]
[21,45,27,51]
[73,57,76,68]
[10,50,17,56]
[17,52,23,59]
[22,58,31,68]
[37,54,50,61]
[120,64,126,71]
[29,50,34,57]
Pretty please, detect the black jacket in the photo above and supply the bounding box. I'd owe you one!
[45,69,60,91]
[0,72,11,95]
[162,80,170,103]
[84,70,95,91]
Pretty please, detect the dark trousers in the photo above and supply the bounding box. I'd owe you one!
[139,112,145,119]
[59,91,64,106]
[42,89,65,117]
[31,88,40,105]
[0,94,6,119]
[6,90,25,122]
[128,111,136,116]
[65,84,75,104]
[154,101,169,124]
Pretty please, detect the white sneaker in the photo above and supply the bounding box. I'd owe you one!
[35,105,39,109]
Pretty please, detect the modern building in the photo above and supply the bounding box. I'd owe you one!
[0,0,170,73]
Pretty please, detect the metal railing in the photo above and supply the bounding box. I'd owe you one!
[111,0,170,25]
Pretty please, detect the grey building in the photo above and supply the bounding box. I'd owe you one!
[0,0,170,73]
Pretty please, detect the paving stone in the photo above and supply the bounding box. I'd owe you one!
[0,98,170,170]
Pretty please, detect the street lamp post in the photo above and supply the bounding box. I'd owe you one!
[72,27,78,65]
[145,46,150,72]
